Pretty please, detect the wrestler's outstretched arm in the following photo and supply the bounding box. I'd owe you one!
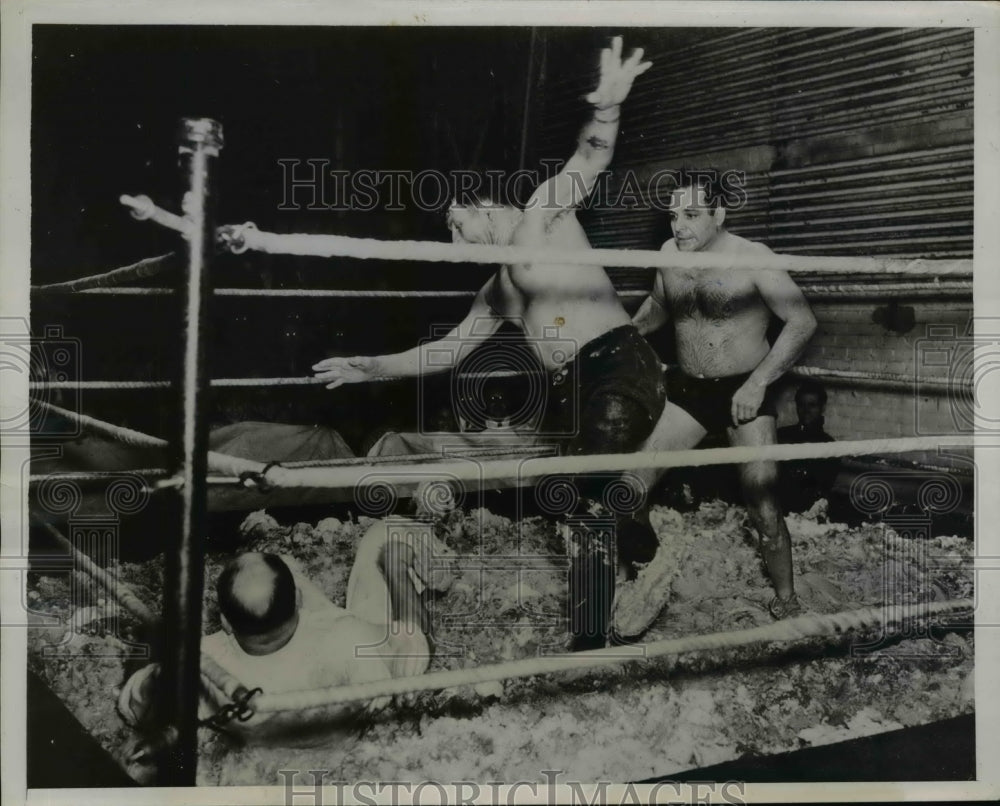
[312,277,503,389]
[526,36,651,222]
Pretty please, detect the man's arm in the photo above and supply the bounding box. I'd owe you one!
[731,264,818,425]
[378,541,432,638]
[632,268,670,336]
[524,37,651,224]
[377,542,433,679]
[313,277,503,388]
[746,268,818,388]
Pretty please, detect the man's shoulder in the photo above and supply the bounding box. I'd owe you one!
[518,201,574,229]
[299,603,355,632]
[660,238,679,252]
[726,233,774,255]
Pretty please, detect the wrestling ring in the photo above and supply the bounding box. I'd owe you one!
[25,119,976,785]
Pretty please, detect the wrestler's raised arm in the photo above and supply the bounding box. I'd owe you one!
[312,277,503,389]
[525,36,651,222]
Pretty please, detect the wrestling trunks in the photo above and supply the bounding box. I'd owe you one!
[666,366,778,435]
[545,325,666,448]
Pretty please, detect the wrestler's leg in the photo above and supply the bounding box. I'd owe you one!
[345,520,395,626]
[565,389,698,649]
[346,520,433,671]
[728,417,796,607]
[614,400,709,569]
[634,400,707,499]
[592,400,708,644]
[559,390,651,650]
[346,520,433,630]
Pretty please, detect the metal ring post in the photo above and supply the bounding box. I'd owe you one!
[157,117,222,786]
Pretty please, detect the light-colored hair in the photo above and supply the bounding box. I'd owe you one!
[450,199,523,247]
[477,202,522,246]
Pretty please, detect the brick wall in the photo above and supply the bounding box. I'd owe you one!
[773,298,973,467]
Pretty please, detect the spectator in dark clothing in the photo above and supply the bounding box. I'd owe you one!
[777,380,839,514]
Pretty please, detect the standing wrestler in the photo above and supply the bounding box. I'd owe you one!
[313,37,664,650]
[631,170,817,620]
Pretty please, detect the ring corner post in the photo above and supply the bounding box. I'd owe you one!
[157,116,223,786]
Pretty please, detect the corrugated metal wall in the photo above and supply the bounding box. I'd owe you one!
[533,27,973,291]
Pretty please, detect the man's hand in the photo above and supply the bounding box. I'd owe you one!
[384,528,459,596]
[585,36,652,111]
[389,621,432,679]
[312,356,381,389]
[731,378,766,426]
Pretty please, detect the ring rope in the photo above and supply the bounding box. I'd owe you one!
[798,280,972,298]
[32,402,971,494]
[209,434,974,491]
[71,288,491,298]
[28,448,553,486]
[221,224,973,276]
[34,516,252,702]
[36,400,171,451]
[47,280,972,300]
[28,364,963,393]
[120,194,193,236]
[30,375,532,390]
[245,598,973,712]
[843,454,973,477]
[66,288,637,299]
[30,253,176,293]
[34,517,158,625]
[28,447,556,488]
[34,380,173,390]
[29,469,174,486]
[787,366,954,392]
[33,400,265,478]
[34,510,971,717]
[30,400,552,481]
[278,444,552,468]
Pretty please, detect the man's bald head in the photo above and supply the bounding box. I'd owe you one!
[216,552,297,638]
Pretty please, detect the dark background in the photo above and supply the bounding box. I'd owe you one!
[25,27,976,785]
[30,25,975,525]
[32,25,634,449]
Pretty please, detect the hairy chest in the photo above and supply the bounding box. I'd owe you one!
[664,270,762,321]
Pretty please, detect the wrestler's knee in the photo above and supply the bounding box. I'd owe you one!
[740,461,778,501]
[356,519,391,561]
[574,392,654,455]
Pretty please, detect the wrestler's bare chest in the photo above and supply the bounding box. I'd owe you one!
[663,269,763,322]
[498,213,613,303]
